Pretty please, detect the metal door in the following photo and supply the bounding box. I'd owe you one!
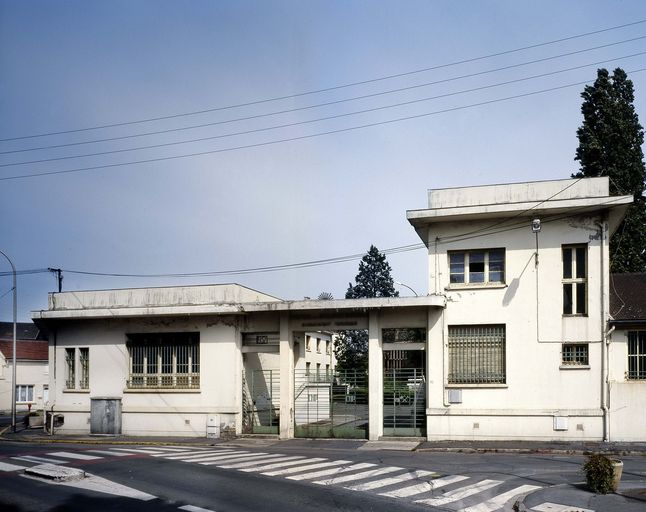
[242,370,280,434]
[383,368,426,436]
[294,369,368,438]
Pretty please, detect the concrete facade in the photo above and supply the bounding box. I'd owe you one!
[31,177,645,441]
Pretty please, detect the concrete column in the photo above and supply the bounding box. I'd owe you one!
[279,312,294,439]
[368,310,382,440]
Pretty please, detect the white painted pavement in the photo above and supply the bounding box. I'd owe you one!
[178,506,217,512]
[160,450,240,460]
[0,461,28,472]
[47,451,102,460]
[460,484,542,512]
[86,449,132,457]
[262,459,351,476]
[313,466,403,486]
[379,474,469,497]
[218,455,305,469]
[532,503,594,512]
[287,462,376,481]
[415,479,502,507]
[239,457,327,473]
[13,455,67,465]
[345,469,436,492]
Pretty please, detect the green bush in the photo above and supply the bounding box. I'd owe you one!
[582,453,615,494]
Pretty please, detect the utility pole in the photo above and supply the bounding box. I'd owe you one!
[0,250,17,433]
[48,268,63,292]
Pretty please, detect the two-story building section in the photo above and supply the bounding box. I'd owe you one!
[407,177,632,441]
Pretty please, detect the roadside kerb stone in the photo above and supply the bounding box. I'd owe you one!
[24,463,85,482]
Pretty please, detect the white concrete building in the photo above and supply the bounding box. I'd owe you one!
[32,177,645,441]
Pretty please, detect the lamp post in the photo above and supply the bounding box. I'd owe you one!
[394,281,419,297]
[0,250,17,433]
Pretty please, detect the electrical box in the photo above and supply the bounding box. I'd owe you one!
[553,416,569,431]
[206,414,220,438]
[447,389,462,404]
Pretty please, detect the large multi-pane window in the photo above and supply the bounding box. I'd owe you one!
[449,249,505,285]
[448,325,506,384]
[628,331,646,380]
[562,245,587,315]
[127,333,200,389]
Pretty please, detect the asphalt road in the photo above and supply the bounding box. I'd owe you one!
[1,440,645,511]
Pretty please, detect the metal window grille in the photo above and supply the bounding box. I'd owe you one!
[65,348,76,389]
[562,344,588,365]
[448,325,506,384]
[628,331,646,380]
[79,348,90,388]
[127,333,200,389]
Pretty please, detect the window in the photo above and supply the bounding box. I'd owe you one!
[79,348,90,389]
[316,338,321,353]
[305,362,311,376]
[15,385,34,403]
[628,331,646,380]
[448,325,506,384]
[306,335,311,352]
[561,343,589,366]
[127,333,200,389]
[65,348,75,389]
[562,245,587,315]
[326,340,331,355]
[316,363,321,379]
[449,249,505,285]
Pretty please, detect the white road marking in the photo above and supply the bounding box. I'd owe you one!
[532,502,594,512]
[201,453,286,466]
[240,457,326,473]
[21,472,157,501]
[13,455,66,465]
[179,505,217,512]
[460,484,542,512]
[149,447,202,452]
[380,474,469,498]
[287,462,376,481]
[85,450,132,457]
[346,469,436,492]
[218,455,305,469]
[262,460,351,476]
[416,479,502,506]
[109,448,165,454]
[0,461,28,471]
[314,466,403,486]
[47,451,102,460]
[198,453,275,465]
[161,450,240,460]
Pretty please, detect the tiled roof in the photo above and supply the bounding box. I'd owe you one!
[0,339,48,361]
[0,321,46,340]
[610,273,646,322]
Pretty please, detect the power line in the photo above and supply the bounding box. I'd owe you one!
[3,68,646,183]
[1,18,645,143]
[4,37,645,157]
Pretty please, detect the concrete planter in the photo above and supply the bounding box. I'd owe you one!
[611,459,623,492]
[28,413,44,428]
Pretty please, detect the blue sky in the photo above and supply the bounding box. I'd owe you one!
[2,1,646,320]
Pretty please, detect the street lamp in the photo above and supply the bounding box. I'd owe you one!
[394,281,419,297]
[0,250,17,433]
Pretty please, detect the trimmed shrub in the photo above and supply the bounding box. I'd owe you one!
[583,453,615,494]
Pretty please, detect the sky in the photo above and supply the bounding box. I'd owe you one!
[1,1,646,321]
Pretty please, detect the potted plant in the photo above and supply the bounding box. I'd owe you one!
[582,453,623,493]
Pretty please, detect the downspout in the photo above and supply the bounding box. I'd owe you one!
[597,220,609,442]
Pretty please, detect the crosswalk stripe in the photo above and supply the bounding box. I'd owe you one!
[197,453,277,465]
[13,455,66,465]
[287,462,376,481]
[380,474,469,498]
[532,503,594,512]
[262,460,351,476]
[201,453,285,466]
[85,450,132,457]
[415,479,502,506]
[178,505,217,512]
[161,450,240,460]
[218,455,305,469]
[149,447,200,452]
[151,450,222,458]
[346,469,436,492]
[110,448,165,454]
[314,466,403,486]
[240,457,326,473]
[460,484,542,512]
[47,451,102,460]
[0,461,28,471]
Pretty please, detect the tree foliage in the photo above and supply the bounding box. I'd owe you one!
[334,245,399,370]
[573,67,646,272]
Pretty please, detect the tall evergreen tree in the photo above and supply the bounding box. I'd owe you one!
[573,67,646,272]
[334,246,399,370]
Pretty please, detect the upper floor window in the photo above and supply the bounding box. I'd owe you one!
[628,331,646,380]
[449,249,505,285]
[562,244,587,315]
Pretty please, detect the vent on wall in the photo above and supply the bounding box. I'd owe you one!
[447,389,462,404]
[553,416,569,431]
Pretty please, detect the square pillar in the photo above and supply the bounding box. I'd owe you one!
[279,312,294,439]
[368,310,383,440]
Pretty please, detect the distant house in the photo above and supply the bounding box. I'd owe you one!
[0,322,49,413]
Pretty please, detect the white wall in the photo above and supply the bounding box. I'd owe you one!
[0,359,49,413]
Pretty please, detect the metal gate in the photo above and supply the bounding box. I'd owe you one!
[242,370,280,434]
[383,368,426,436]
[294,369,368,438]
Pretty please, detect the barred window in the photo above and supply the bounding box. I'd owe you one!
[628,331,646,380]
[448,325,506,384]
[79,348,90,389]
[561,343,589,366]
[65,348,75,389]
[563,245,587,315]
[127,333,200,389]
[449,249,505,285]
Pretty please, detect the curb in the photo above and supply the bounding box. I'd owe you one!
[415,447,646,456]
